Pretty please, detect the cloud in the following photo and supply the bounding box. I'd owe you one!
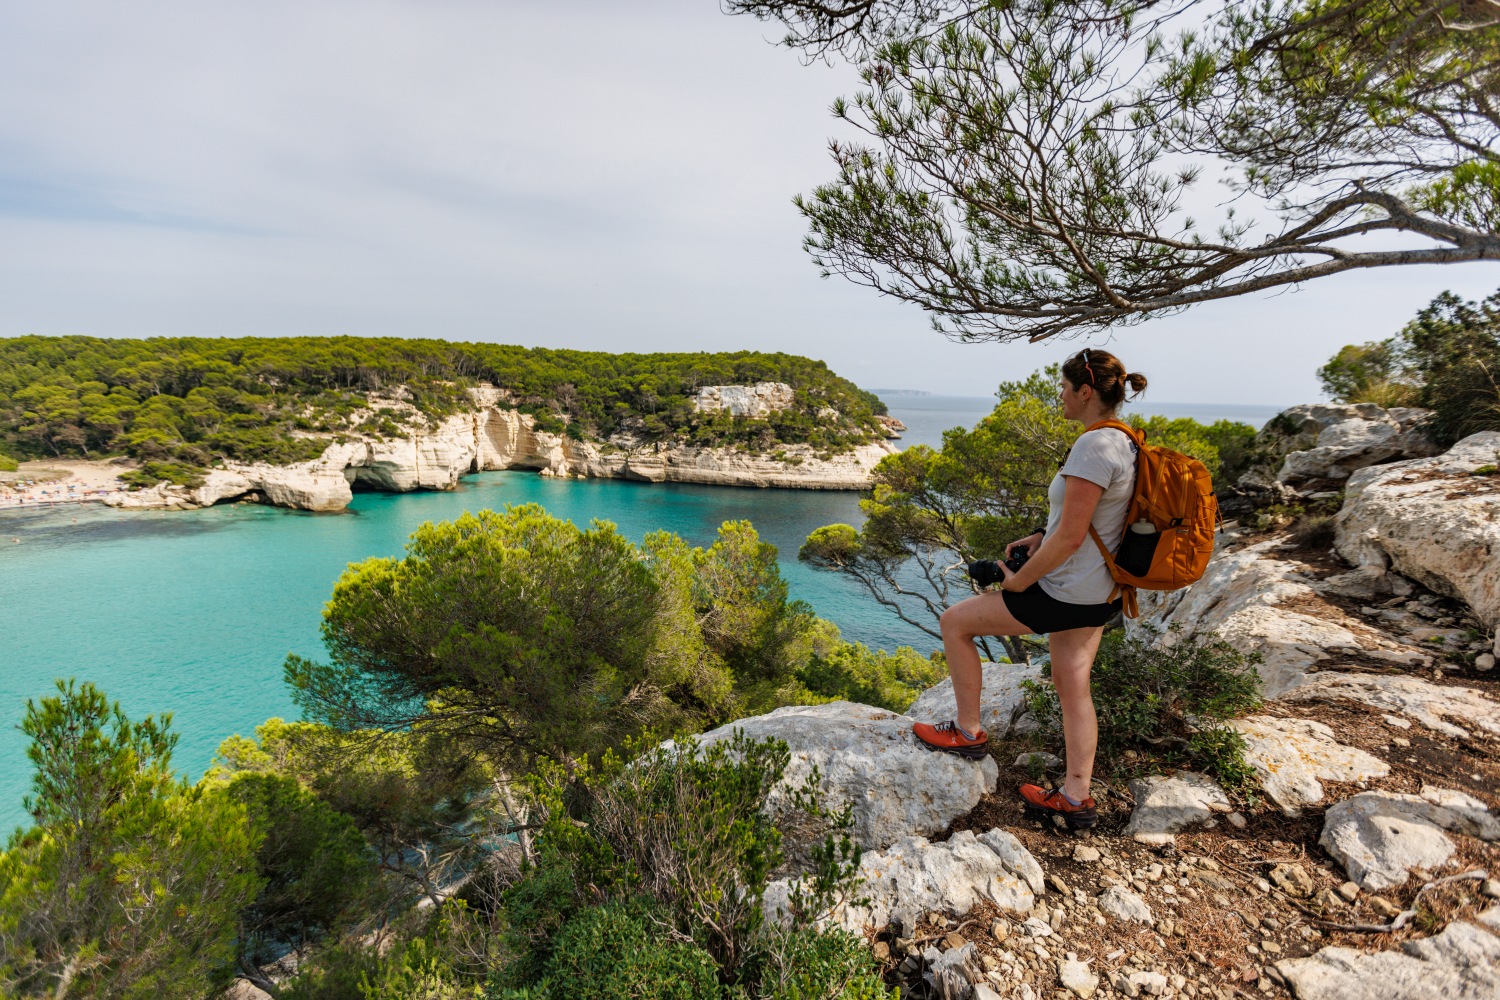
[0,0,1494,405]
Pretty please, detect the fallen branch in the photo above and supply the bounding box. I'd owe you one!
[1311,869,1489,933]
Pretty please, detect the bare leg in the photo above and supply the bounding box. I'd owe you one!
[939,592,1034,735]
[1047,625,1106,801]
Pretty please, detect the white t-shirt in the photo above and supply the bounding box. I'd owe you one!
[1039,427,1138,605]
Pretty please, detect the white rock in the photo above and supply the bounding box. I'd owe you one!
[1320,788,1500,891]
[1277,920,1500,1000]
[1096,886,1154,925]
[1477,653,1496,673]
[691,382,796,418]
[908,661,1044,736]
[930,942,981,998]
[1279,410,1407,482]
[1058,958,1098,999]
[1335,431,1500,630]
[1122,772,1232,844]
[977,828,1046,896]
[1230,715,1390,815]
[973,985,1004,1000]
[1284,673,1500,739]
[1131,540,1430,696]
[1022,917,1054,937]
[1480,905,1500,931]
[1128,970,1169,997]
[766,828,1039,935]
[696,702,998,851]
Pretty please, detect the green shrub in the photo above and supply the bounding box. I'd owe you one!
[1288,511,1337,550]
[737,926,893,1000]
[1318,288,1500,446]
[0,452,16,472]
[796,641,945,713]
[119,460,206,489]
[490,732,869,998]
[1023,625,1263,788]
[494,898,722,1000]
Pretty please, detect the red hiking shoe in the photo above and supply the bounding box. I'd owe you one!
[912,720,990,760]
[1019,783,1098,830]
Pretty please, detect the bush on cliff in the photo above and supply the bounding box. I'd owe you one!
[1023,625,1263,792]
[0,681,261,998]
[485,733,887,1000]
[0,451,16,472]
[1319,286,1500,444]
[286,506,944,776]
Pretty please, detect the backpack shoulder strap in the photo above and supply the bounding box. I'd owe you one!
[1085,418,1144,447]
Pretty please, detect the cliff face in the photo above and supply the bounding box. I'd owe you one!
[103,387,898,512]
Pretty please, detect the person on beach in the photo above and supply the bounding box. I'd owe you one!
[912,348,1147,831]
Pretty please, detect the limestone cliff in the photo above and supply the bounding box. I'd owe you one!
[103,385,899,512]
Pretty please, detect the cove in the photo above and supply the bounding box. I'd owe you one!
[0,472,930,832]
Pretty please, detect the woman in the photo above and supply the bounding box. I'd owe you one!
[912,348,1147,831]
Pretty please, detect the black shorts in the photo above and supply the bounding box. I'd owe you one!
[1002,583,1120,634]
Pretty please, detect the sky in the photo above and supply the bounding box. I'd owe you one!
[1,0,1496,406]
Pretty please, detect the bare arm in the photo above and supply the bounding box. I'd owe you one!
[1000,475,1104,592]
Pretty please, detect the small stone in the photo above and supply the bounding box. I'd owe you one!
[1111,971,1140,998]
[981,954,1001,972]
[1226,811,1247,829]
[973,986,1004,1000]
[1171,974,1186,990]
[1369,896,1401,918]
[1476,653,1496,672]
[872,940,891,961]
[1058,958,1098,999]
[928,910,948,928]
[1253,877,1271,893]
[895,936,915,955]
[1158,918,1175,937]
[1268,863,1315,898]
[1382,715,1412,729]
[1260,940,1281,954]
[1147,863,1164,881]
[1016,751,1063,770]
[1391,736,1411,747]
[1097,886,1154,925]
[943,931,968,951]
[1128,970,1169,996]
[1482,879,1500,899]
[1023,917,1054,937]
[1049,874,1071,895]
[1337,881,1360,902]
[1073,845,1101,863]
[992,918,1012,942]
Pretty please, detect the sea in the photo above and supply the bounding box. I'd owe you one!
[0,396,1281,830]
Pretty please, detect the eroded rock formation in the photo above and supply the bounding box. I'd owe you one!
[104,383,899,511]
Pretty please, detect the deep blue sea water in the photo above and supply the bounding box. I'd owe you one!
[0,396,1279,831]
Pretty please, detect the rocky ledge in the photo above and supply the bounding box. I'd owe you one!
[690,412,1499,1000]
[103,383,901,512]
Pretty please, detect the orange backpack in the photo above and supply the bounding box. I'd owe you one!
[1084,419,1219,618]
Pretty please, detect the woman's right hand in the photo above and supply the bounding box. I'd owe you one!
[1005,532,1044,559]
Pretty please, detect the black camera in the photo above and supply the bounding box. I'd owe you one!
[967,545,1028,588]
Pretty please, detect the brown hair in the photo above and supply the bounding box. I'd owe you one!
[1061,348,1147,410]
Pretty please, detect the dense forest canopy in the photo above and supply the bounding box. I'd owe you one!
[0,336,889,468]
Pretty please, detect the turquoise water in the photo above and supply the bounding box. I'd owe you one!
[0,396,1280,832]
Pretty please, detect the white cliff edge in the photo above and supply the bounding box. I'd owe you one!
[103,384,899,512]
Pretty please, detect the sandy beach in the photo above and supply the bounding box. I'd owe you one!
[0,459,130,510]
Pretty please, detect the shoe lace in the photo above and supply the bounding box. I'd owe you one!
[934,720,979,740]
